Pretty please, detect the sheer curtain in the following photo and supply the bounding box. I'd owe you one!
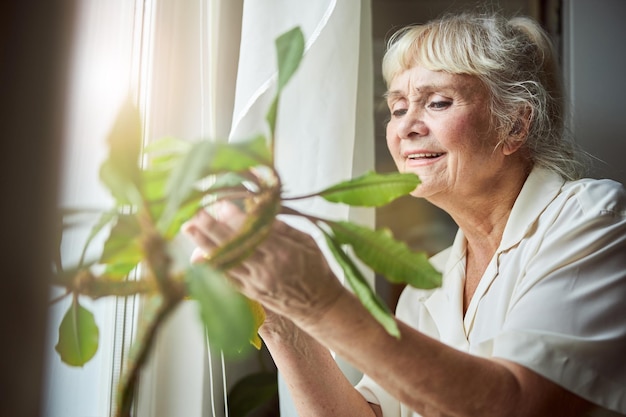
[46,0,373,416]
[231,0,374,416]
[46,0,240,415]
[138,1,374,416]
[43,1,144,416]
[135,1,245,416]
[137,1,375,416]
[230,1,374,413]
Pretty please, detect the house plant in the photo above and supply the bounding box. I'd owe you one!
[51,27,441,417]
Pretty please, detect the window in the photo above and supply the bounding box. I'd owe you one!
[45,1,374,416]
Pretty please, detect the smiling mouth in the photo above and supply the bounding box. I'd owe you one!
[407,152,444,160]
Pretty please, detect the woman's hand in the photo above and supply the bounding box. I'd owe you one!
[183,201,344,325]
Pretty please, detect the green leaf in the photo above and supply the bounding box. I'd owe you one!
[209,172,250,191]
[103,262,139,278]
[275,26,305,91]
[106,99,142,179]
[186,264,255,356]
[142,137,192,196]
[55,299,99,366]
[143,136,191,158]
[160,195,203,240]
[228,371,278,417]
[265,96,279,137]
[99,99,144,206]
[266,26,305,136]
[159,172,250,232]
[327,221,441,289]
[100,214,142,279]
[79,210,117,267]
[141,166,170,203]
[316,171,420,207]
[158,136,270,231]
[323,231,400,338]
[99,160,143,206]
[210,136,272,171]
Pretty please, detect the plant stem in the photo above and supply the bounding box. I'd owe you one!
[280,191,323,202]
[279,205,327,224]
[115,294,182,417]
[48,290,71,305]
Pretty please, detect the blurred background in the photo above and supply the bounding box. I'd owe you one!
[2,1,624,416]
[371,0,626,310]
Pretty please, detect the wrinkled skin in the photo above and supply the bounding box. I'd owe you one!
[183,202,343,328]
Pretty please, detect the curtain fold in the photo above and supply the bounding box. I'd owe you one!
[231,1,374,415]
[231,1,375,221]
[136,1,245,417]
[135,1,210,415]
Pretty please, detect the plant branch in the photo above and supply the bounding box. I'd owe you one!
[279,205,327,224]
[115,294,182,417]
[281,191,323,202]
[78,277,155,299]
[49,289,71,306]
[52,269,155,299]
[208,187,281,271]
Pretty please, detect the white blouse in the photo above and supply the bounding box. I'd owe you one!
[356,167,626,416]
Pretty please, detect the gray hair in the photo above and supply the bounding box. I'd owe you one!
[382,12,586,180]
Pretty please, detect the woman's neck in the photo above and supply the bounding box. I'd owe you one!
[433,163,531,259]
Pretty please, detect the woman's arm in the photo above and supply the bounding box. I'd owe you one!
[184,203,591,417]
[298,289,592,417]
[259,312,380,417]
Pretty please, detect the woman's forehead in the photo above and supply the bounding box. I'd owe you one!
[386,67,485,99]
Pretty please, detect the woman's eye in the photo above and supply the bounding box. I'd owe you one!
[392,108,407,117]
[428,101,451,110]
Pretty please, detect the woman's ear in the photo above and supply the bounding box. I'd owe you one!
[502,108,531,156]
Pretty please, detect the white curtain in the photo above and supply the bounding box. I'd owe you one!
[47,0,373,416]
[230,1,374,413]
[43,1,143,416]
[137,1,374,416]
[136,1,245,416]
[232,0,374,222]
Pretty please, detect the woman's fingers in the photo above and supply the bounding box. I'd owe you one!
[190,246,213,264]
[183,201,343,320]
[182,202,256,275]
[183,209,236,250]
[213,200,247,230]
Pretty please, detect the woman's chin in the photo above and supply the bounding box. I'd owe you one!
[409,182,446,202]
[409,185,430,199]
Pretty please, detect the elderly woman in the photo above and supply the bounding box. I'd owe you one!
[184,12,626,417]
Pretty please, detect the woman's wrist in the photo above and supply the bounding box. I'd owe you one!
[258,311,297,341]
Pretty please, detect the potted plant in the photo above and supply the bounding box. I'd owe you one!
[51,27,441,417]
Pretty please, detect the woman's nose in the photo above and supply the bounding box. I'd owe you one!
[395,108,428,139]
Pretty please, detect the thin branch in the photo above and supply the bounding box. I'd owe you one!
[49,289,71,306]
[52,269,155,299]
[279,205,327,224]
[115,294,182,417]
[78,279,155,299]
[281,191,323,202]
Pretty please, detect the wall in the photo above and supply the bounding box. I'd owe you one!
[563,0,626,184]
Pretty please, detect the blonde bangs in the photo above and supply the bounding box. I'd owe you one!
[382,18,502,87]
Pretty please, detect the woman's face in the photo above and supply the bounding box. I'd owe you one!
[386,65,508,205]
